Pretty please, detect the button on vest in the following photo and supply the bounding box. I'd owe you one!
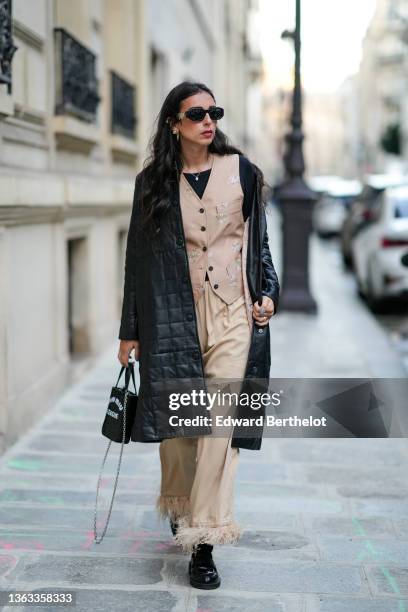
[179,153,245,305]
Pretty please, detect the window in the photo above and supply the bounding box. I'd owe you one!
[393,197,408,218]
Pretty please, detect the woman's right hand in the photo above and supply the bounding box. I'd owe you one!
[118,339,140,366]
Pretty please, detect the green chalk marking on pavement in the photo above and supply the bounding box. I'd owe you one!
[6,459,42,471]
[380,565,403,596]
[351,516,366,535]
[1,479,34,487]
[352,516,407,611]
[0,491,18,502]
[37,495,64,504]
[0,490,64,505]
[357,540,383,561]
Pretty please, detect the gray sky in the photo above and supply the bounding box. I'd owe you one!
[258,0,377,93]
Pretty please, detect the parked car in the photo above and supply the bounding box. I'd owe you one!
[308,176,362,238]
[341,174,407,269]
[351,184,408,311]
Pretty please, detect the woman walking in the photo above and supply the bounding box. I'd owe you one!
[118,81,280,589]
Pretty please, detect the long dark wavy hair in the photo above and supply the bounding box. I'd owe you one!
[138,81,269,233]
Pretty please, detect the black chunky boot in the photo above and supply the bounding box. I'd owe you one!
[188,543,220,589]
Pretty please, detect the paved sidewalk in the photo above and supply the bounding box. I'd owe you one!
[0,207,407,611]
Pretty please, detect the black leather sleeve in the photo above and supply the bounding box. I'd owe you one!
[118,174,141,340]
[239,154,257,222]
[260,205,280,315]
[242,153,280,314]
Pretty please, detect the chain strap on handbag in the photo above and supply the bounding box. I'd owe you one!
[93,361,138,544]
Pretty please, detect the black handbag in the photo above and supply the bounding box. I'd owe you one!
[101,362,138,443]
[93,361,138,544]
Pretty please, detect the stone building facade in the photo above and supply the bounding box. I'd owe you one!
[0,0,259,453]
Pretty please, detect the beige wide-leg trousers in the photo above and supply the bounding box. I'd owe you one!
[156,280,251,552]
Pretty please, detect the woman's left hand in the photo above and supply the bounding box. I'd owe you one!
[252,296,275,326]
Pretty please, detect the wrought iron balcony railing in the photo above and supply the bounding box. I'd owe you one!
[110,70,137,139]
[54,27,100,122]
[0,0,18,94]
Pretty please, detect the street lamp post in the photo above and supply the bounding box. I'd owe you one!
[275,0,318,313]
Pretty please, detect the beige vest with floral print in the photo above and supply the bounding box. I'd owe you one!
[180,153,246,306]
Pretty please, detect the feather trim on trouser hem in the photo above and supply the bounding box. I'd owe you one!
[155,494,191,521]
[173,515,243,552]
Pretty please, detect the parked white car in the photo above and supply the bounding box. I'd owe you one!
[351,184,408,311]
[341,174,407,268]
[309,176,362,237]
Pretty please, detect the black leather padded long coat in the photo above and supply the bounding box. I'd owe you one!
[119,157,280,450]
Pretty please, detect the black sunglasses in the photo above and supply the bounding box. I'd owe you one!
[176,106,224,122]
